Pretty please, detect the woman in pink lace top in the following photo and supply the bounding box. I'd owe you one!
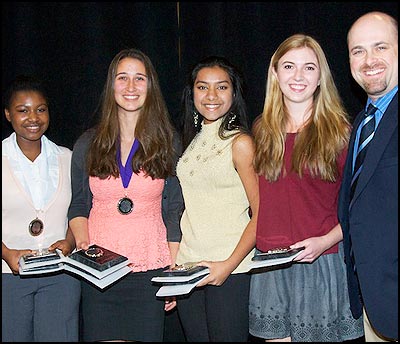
[68,48,184,342]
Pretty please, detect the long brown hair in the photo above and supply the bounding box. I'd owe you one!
[253,34,350,182]
[87,48,176,179]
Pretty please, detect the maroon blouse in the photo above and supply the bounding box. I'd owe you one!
[256,133,347,255]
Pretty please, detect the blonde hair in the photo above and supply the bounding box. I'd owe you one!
[253,34,350,182]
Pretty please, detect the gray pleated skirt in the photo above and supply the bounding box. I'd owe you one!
[249,242,364,342]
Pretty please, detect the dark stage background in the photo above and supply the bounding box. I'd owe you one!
[1,3,398,341]
[2,2,398,150]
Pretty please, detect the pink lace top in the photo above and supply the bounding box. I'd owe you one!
[88,171,171,272]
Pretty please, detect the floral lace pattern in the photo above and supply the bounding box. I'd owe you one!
[88,172,171,272]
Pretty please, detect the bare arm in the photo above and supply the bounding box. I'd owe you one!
[168,241,180,267]
[48,226,77,256]
[225,133,258,268]
[292,223,343,263]
[198,133,258,286]
[164,241,180,311]
[69,216,90,250]
[2,242,32,274]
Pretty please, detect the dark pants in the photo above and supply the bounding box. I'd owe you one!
[177,272,250,342]
[2,272,81,342]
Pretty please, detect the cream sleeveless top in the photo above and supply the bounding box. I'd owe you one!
[176,118,254,273]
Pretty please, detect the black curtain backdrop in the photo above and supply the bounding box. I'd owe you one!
[2,2,398,150]
[1,3,397,342]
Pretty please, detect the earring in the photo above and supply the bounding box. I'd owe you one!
[228,112,236,127]
[193,111,199,127]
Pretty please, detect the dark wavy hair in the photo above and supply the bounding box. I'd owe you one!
[180,56,250,151]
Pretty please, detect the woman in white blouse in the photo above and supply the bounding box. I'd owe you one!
[2,75,80,342]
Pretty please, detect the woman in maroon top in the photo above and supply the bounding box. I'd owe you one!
[248,34,364,342]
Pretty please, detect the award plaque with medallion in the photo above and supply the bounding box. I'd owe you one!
[19,245,132,289]
[68,244,129,272]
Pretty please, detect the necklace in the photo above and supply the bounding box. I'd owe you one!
[116,138,140,215]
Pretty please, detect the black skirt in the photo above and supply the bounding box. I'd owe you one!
[80,268,166,342]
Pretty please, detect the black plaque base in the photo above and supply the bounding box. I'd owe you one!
[69,245,128,272]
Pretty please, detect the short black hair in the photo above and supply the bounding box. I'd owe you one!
[3,75,49,110]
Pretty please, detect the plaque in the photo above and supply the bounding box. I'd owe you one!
[251,246,305,261]
[21,248,62,264]
[68,245,128,272]
[162,263,208,277]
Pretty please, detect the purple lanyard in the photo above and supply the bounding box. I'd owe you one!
[116,138,140,188]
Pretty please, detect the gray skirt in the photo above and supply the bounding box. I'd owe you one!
[249,242,364,342]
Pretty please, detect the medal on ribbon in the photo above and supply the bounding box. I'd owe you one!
[117,138,139,215]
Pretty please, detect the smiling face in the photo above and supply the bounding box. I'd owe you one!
[347,12,398,100]
[193,66,233,124]
[114,57,148,113]
[5,90,49,146]
[272,46,320,107]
